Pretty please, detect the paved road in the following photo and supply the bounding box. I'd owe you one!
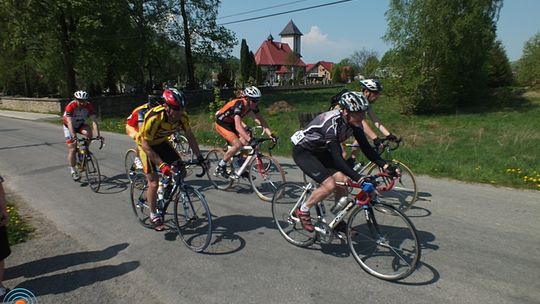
[0,115,539,304]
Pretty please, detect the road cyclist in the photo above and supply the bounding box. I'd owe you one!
[136,88,206,231]
[62,90,104,181]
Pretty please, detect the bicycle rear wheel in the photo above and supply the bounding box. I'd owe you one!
[249,155,286,201]
[172,134,193,159]
[173,186,212,252]
[124,149,139,183]
[347,203,421,281]
[365,161,418,212]
[205,149,233,190]
[271,182,316,247]
[129,179,152,228]
[84,153,101,192]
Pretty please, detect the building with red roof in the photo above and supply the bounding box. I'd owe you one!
[254,20,306,85]
[305,61,334,84]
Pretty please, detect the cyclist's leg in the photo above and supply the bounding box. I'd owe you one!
[215,123,243,162]
[63,125,78,168]
[79,123,93,139]
[138,145,159,215]
[292,146,337,231]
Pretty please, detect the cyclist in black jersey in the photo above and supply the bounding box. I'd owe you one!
[291,92,399,232]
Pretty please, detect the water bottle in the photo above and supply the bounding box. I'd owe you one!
[353,162,364,172]
[331,196,353,213]
[157,181,164,201]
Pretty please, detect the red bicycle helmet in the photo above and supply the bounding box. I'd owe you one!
[162,88,186,110]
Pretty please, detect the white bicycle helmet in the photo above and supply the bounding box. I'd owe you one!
[74,90,89,100]
[242,86,262,99]
[359,79,383,92]
[339,91,369,112]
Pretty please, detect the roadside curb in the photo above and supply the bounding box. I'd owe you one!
[0,110,60,121]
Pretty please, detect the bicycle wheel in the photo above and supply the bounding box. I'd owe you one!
[129,178,152,228]
[205,149,233,190]
[271,182,316,247]
[365,161,418,212]
[249,155,286,201]
[84,153,101,192]
[171,134,194,161]
[347,203,421,281]
[124,149,139,183]
[173,185,212,252]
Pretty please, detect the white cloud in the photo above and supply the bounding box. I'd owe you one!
[301,26,355,63]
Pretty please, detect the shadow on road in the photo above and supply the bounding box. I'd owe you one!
[5,243,138,297]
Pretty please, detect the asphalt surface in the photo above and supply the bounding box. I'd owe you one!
[0,110,539,304]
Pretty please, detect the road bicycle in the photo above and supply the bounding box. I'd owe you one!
[75,137,103,192]
[303,137,418,212]
[272,173,421,281]
[205,136,285,201]
[130,159,212,252]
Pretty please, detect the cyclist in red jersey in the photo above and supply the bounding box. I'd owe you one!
[214,86,277,177]
[63,90,103,181]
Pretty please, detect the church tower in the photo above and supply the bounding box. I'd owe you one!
[279,20,302,57]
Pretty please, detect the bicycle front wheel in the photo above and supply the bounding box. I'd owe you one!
[365,161,418,212]
[271,182,315,247]
[129,179,152,228]
[249,155,286,201]
[347,203,421,281]
[205,149,233,190]
[84,153,101,192]
[173,186,213,252]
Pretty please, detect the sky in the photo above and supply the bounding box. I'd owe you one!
[217,0,540,64]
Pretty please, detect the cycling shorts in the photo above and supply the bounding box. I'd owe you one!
[215,122,239,145]
[292,144,338,184]
[138,141,180,174]
[63,124,90,144]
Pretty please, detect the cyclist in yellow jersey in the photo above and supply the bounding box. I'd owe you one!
[137,88,206,231]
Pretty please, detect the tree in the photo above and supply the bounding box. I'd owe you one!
[173,0,237,89]
[349,48,379,76]
[383,0,503,113]
[485,40,513,87]
[516,32,540,86]
[239,39,250,85]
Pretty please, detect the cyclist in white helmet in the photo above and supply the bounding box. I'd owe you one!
[292,91,399,232]
[62,90,103,181]
[358,79,398,146]
[214,86,277,178]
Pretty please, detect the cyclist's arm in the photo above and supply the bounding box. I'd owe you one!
[352,127,388,169]
[327,140,361,181]
[89,114,100,138]
[367,108,391,137]
[183,128,203,159]
[362,119,379,141]
[66,116,77,140]
[234,115,251,142]
[252,112,273,138]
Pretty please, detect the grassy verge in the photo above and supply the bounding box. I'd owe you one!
[5,193,35,245]
[96,87,539,190]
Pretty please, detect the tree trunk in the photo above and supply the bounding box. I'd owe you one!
[180,0,196,89]
[58,11,77,98]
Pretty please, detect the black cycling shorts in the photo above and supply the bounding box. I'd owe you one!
[293,144,338,184]
[0,225,11,261]
[139,141,180,174]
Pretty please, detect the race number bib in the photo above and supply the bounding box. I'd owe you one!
[290,130,305,145]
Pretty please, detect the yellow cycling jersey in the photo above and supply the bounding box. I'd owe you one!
[137,105,190,146]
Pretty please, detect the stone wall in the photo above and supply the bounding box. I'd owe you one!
[0,84,343,117]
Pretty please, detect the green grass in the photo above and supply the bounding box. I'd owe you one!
[96,87,540,190]
[6,194,35,245]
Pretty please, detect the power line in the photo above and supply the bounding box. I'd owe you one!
[219,0,353,26]
[218,0,311,20]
